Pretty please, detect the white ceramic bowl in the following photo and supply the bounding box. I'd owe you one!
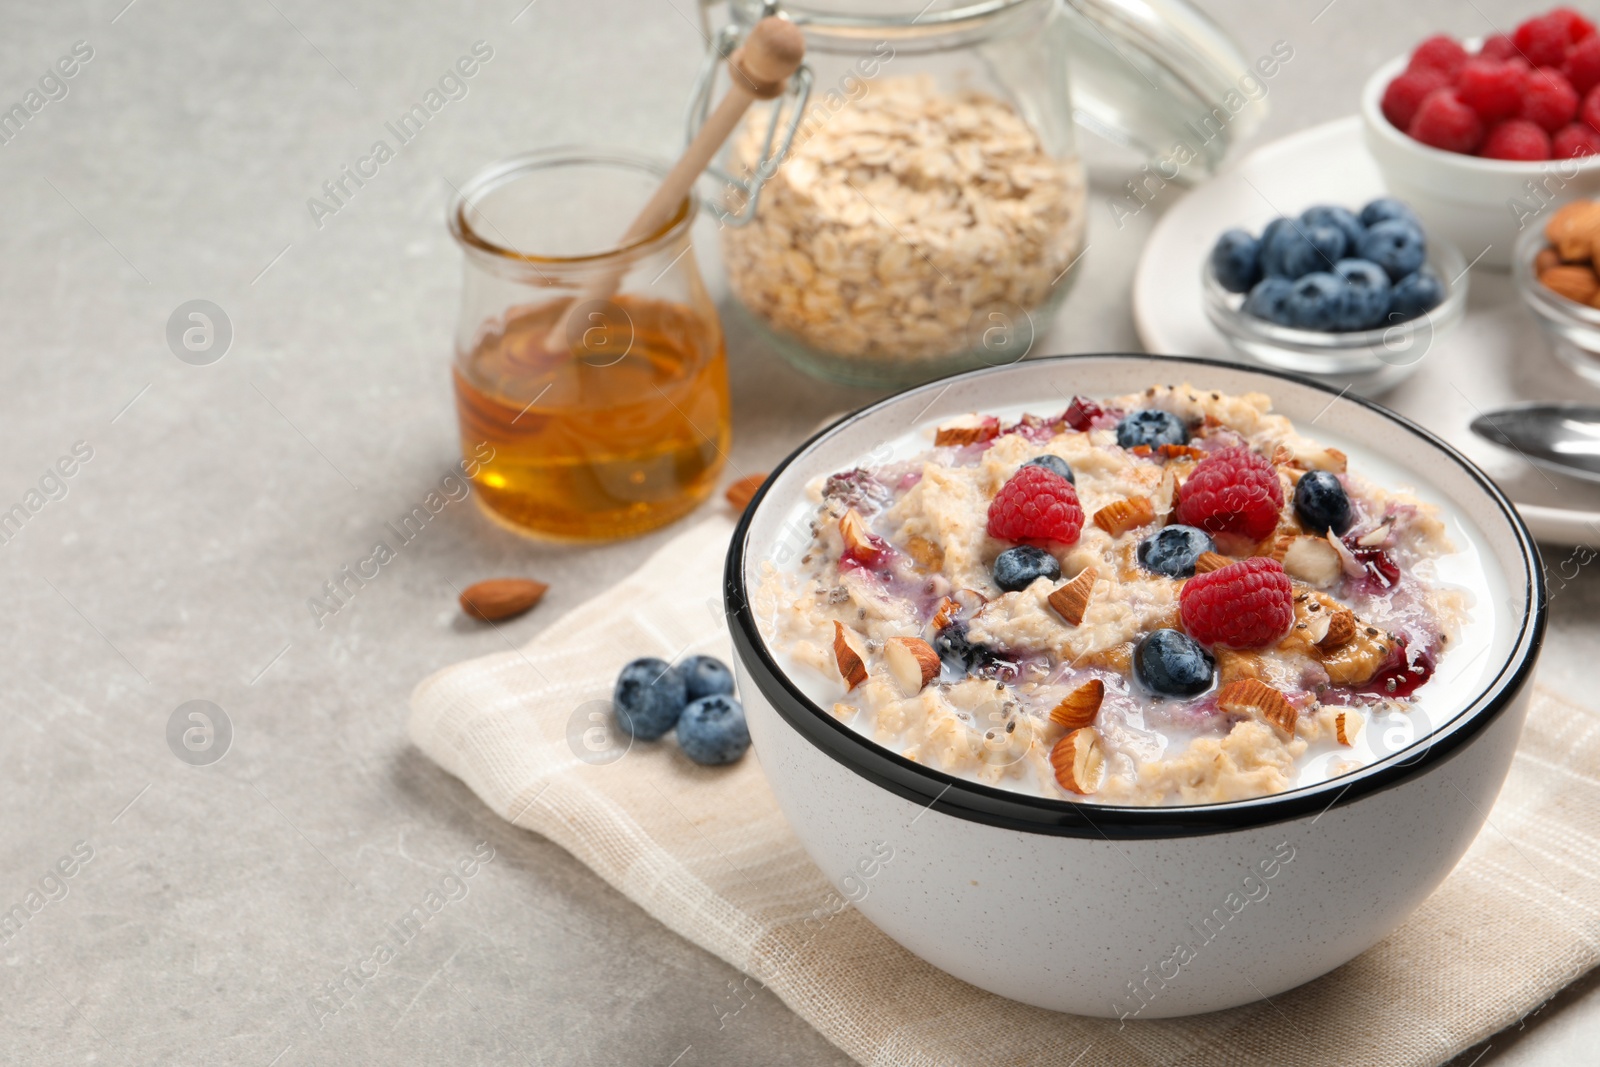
[725,354,1545,1018]
[1360,50,1600,269]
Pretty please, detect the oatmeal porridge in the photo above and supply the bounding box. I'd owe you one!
[752,384,1489,806]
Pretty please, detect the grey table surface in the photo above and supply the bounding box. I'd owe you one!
[2,0,1598,1064]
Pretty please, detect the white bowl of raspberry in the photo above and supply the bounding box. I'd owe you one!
[1361,15,1600,269]
[725,353,1545,1017]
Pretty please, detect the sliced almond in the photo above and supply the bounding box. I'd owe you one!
[724,473,767,512]
[930,595,960,630]
[1158,443,1205,460]
[933,415,999,447]
[1151,469,1179,517]
[1214,647,1264,686]
[1193,551,1231,574]
[1217,678,1297,736]
[1317,609,1358,651]
[1281,535,1342,588]
[1302,609,1332,645]
[1050,727,1106,795]
[832,621,868,691]
[459,578,548,622]
[1334,708,1363,746]
[1050,679,1105,731]
[1093,496,1155,537]
[839,508,882,564]
[951,588,989,615]
[1258,528,1296,563]
[884,636,939,694]
[1356,523,1392,548]
[1047,566,1096,626]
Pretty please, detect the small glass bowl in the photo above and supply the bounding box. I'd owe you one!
[1201,238,1468,396]
[1513,222,1600,386]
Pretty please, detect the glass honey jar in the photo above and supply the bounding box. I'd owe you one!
[448,148,730,541]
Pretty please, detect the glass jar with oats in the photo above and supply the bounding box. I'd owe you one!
[694,0,1266,388]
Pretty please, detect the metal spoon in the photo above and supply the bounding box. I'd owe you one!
[1469,404,1600,484]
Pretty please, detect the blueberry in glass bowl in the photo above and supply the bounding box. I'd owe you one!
[1202,198,1469,396]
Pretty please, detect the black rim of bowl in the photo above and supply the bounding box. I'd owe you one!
[724,353,1547,839]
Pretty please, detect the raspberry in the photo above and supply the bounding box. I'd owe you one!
[1382,68,1451,129]
[1481,118,1552,159]
[1480,34,1519,62]
[1409,89,1485,153]
[1514,13,1578,68]
[1553,121,1600,156]
[1582,83,1600,131]
[1565,34,1600,94]
[1179,558,1295,650]
[1174,447,1284,542]
[1522,68,1580,130]
[1455,59,1524,122]
[1408,34,1469,76]
[1549,6,1597,42]
[986,464,1084,545]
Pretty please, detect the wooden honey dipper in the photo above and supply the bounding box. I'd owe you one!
[545,16,805,352]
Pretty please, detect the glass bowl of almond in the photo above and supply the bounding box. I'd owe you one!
[1517,199,1600,385]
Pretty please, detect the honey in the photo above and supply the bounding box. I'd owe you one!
[453,294,729,541]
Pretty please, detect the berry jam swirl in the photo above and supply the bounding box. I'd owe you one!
[752,384,1473,806]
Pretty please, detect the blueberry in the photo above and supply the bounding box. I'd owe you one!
[676,694,750,765]
[1286,272,1347,331]
[1115,409,1189,450]
[1331,258,1393,331]
[993,544,1060,592]
[1356,219,1427,281]
[1388,270,1444,322]
[669,655,735,702]
[1136,525,1216,579]
[1135,629,1215,698]
[1260,216,1295,253]
[933,621,997,676]
[1358,197,1419,229]
[613,657,688,740]
[1300,205,1364,250]
[1210,228,1262,293]
[1293,470,1352,536]
[1022,454,1074,484]
[1242,277,1296,326]
[1264,222,1347,279]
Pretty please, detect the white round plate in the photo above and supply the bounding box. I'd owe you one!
[1134,115,1600,547]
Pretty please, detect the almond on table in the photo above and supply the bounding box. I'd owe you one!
[459,578,548,622]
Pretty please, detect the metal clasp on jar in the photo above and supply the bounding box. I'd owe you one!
[687,12,813,227]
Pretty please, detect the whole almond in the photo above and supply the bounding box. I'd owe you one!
[1545,199,1600,261]
[725,473,767,512]
[1535,246,1562,274]
[459,578,548,622]
[1541,264,1600,305]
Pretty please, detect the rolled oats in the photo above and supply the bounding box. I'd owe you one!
[722,75,1086,367]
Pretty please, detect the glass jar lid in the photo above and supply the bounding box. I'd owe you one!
[723,0,1265,180]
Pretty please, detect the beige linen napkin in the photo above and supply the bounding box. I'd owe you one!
[409,515,1600,1067]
